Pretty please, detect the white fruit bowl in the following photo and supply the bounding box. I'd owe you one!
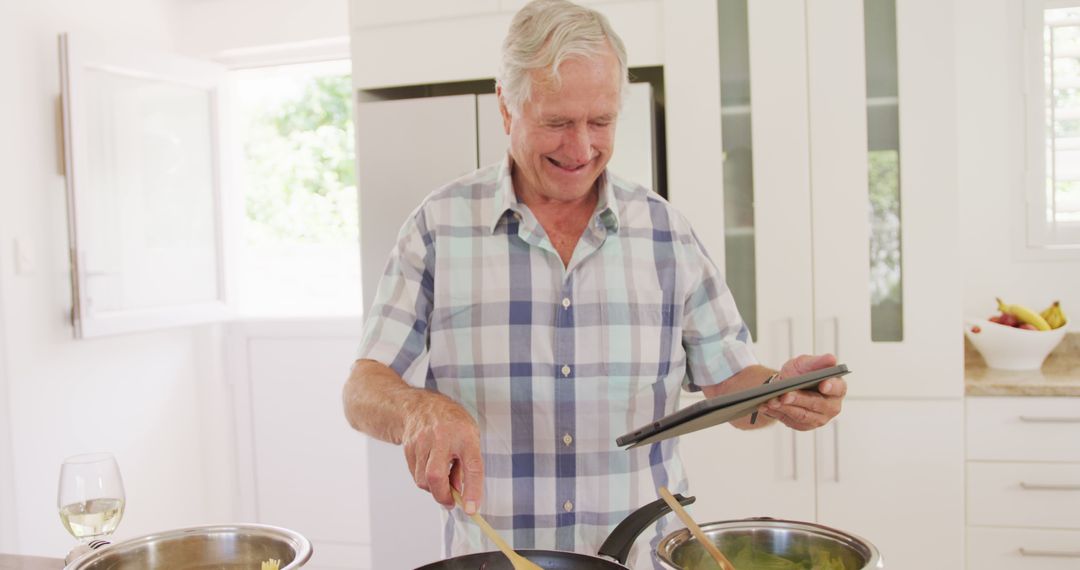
[964,317,1068,371]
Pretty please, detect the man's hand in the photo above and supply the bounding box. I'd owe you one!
[401,393,485,514]
[757,353,847,430]
[342,360,486,515]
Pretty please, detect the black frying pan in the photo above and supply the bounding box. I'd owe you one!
[414,494,695,569]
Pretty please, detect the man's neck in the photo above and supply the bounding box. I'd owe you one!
[511,166,600,267]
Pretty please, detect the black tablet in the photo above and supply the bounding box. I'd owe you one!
[615,364,851,449]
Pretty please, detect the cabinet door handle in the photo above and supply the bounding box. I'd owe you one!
[1020,482,1080,491]
[1018,416,1080,423]
[1019,547,1080,558]
[832,420,840,483]
[789,430,798,481]
[770,318,795,364]
[815,317,839,358]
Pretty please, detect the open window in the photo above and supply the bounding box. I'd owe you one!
[59,32,360,337]
[60,33,229,338]
[1025,0,1080,252]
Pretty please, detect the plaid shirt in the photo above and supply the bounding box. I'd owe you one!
[357,157,756,568]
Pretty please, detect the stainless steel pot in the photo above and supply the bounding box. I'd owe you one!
[655,518,884,570]
[63,523,313,570]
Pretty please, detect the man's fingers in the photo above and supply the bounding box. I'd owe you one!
[777,390,841,416]
[783,353,837,377]
[459,439,485,515]
[764,405,831,431]
[425,446,454,508]
[408,443,431,491]
[819,378,848,398]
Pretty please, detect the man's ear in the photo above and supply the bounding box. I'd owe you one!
[496,85,512,135]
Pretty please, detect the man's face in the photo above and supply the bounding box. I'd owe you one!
[500,49,621,203]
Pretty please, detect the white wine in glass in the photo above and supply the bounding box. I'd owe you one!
[57,453,126,542]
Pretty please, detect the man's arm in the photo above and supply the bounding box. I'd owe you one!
[701,354,848,431]
[342,359,484,514]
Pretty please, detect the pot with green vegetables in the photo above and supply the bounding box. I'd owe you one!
[655,517,883,570]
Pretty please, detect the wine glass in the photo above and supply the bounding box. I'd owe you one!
[57,453,126,543]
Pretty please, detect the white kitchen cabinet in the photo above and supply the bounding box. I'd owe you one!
[966,396,1080,462]
[350,0,498,28]
[968,528,1080,570]
[228,319,372,570]
[816,400,964,569]
[734,0,961,397]
[682,400,964,569]
[680,418,816,523]
[682,0,964,567]
[966,397,1080,569]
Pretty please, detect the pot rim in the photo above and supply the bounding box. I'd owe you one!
[655,517,883,569]
[62,522,313,570]
[414,548,631,569]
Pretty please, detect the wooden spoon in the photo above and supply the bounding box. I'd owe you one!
[451,488,543,570]
[658,486,738,570]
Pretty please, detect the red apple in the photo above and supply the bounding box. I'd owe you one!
[999,313,1020,327]
[1018,323,1037,330]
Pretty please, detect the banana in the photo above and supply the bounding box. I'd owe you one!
[997,297,1052,331]
[1040,301,1067,329]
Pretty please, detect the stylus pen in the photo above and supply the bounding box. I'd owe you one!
[749,372,779,425]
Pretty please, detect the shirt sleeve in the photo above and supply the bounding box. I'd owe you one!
[680,228,758,391]
[356,207,435,388]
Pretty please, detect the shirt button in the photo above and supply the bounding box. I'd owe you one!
[561,364,571,377]
[563,433,573,446]
[561,297,571,309]
[563,500,574,512]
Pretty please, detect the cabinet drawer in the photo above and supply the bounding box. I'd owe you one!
[968,462,1080,529]
[966,397,1080,461]
[968,527,1080,570]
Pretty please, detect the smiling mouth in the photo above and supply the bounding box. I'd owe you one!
[546,157,589,172]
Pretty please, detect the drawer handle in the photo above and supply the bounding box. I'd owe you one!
[1019,547,1080,558]
[1020,482,1080,491]
[1018,416,1080,423]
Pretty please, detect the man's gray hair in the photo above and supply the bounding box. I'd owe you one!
[498,0,629,115]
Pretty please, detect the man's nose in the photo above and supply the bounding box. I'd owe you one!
[563,124,594,164]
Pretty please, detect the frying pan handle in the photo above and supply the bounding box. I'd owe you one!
[597,493,696,564]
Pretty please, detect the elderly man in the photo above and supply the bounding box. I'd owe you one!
[342,0,847,567]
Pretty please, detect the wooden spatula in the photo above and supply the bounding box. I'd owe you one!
[451,488,543,570]
[658,486,738,570]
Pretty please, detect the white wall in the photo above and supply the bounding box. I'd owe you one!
[956,0,1080,326]
[0,0,241,557]
[0,0,22,556]
[172,0,350,58]
[0,0,351,558]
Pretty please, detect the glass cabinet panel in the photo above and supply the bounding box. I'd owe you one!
[864,0,903,341]
[718,0,758,339]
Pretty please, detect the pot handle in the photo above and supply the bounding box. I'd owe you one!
[64,540,110,565]
[597,493,695,564]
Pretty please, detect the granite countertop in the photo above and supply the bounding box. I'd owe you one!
[965,332,1080,396]
[0,554,63,569]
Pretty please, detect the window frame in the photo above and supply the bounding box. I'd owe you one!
[1023,0,1080,256]
[217,40,360,319]
[60,33,231,338]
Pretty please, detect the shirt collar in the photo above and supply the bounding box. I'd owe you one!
[488,154,622,234]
